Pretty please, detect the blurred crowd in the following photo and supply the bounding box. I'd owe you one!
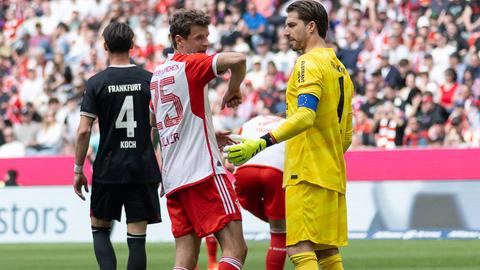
[0,0,479,158]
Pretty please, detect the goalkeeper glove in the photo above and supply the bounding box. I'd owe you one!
[224,138,267,166]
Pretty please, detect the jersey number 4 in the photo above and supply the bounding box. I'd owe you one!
[151,76,184,130]
[115,95,137,138]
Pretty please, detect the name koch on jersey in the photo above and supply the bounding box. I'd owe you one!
[150,53,226,195]
[239,115,285,171]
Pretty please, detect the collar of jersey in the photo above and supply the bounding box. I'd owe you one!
[109,64,136,68]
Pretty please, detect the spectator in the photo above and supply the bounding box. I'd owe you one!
[416,92,449,131]
[410,36,428,73]
[240,2,267,48]
[245,56,267,90]
[387,34,409,66]
[26,111,63,155]
[273,37,297,76]
[466,52,480,79]
[431,33,456,82]
[403,117,429,147]
[266,61,286,90]
[19,67,43,105]
[357,38,381,79]
[354,109,374,146]
[373,102,405,148]
[360,82,383,119]
[463,0,480,32]
[444,103,470,147]
[379,52,403,88]
[253,37,275,68]
[13,109,41,147]
[439,68,460,110]
[449,52,467,83]
[0,0,478,150]
[445,22,468,56]
[0,127,25,158]
[337,31,363,74]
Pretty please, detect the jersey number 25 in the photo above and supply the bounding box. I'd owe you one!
[150,76,184,130]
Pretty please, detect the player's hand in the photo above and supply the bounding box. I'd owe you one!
[221,90,242,109]
[215,130,235,151]
[224,138,267,166]
[73,173,89,201]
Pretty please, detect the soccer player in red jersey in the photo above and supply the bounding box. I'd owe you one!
[232,115,287,270]
[150,9,247,270]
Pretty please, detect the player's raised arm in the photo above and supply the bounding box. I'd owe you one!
[225,101,317,166]
[216,52,246,109]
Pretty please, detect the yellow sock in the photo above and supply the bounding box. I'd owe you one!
[318,254,343,270]
[290,251,319,270]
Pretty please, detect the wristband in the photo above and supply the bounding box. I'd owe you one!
[74,164,83,174]
[260,132,277,148]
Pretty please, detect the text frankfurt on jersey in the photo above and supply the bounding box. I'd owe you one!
[108,83,142,93]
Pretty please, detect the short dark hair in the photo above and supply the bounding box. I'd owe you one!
[169,9,211,49]
[287,0,328,39]
[102,22,134,53]
[445,67,458,81]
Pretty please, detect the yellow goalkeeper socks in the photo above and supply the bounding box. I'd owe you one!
[318,254,343,270]
[290,252,319,270]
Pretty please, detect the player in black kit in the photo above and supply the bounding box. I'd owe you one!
[73,22,161,270]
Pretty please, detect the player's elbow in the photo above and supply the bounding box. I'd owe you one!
[300,107,316,130]
[230,53,246,66]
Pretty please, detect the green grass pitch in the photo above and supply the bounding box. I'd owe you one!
[1,240,479,269]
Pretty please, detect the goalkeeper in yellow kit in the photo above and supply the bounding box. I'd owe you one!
[225,1,353,269]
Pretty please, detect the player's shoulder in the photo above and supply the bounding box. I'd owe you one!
[172,53,213,63]
[295,52,321,70]
[87,68,109,84]
[127,65,153,79]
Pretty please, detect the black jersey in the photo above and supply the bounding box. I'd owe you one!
[80,65,161,184]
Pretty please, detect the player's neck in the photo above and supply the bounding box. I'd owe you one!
[174,48,191,54]
[303,35,327,54]
[108,53,131,66]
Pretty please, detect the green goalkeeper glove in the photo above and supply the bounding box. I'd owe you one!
[224,138,267,166]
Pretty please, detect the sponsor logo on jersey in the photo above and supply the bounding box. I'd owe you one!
[154,64,179,76]
[298,60,305,83]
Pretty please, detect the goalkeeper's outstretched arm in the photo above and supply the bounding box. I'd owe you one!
[225,94,318,166]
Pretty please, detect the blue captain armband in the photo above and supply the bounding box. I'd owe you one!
[297,94,319,111]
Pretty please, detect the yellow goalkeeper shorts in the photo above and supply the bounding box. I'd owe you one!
[285,181,348,250]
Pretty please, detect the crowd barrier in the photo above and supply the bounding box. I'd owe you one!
[1,148,479,242]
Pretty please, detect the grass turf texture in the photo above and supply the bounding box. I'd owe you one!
[0,240,479,269]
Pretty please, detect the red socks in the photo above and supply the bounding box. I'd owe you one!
[218,257,243,270]
[206,235,218,264]
[266,232,286,270]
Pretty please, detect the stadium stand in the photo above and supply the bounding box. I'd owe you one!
[0,0,479,158]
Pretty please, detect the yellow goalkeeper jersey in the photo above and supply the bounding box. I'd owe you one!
[284,47,353,194]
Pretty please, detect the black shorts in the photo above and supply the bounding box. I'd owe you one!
[90,183,161,224]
